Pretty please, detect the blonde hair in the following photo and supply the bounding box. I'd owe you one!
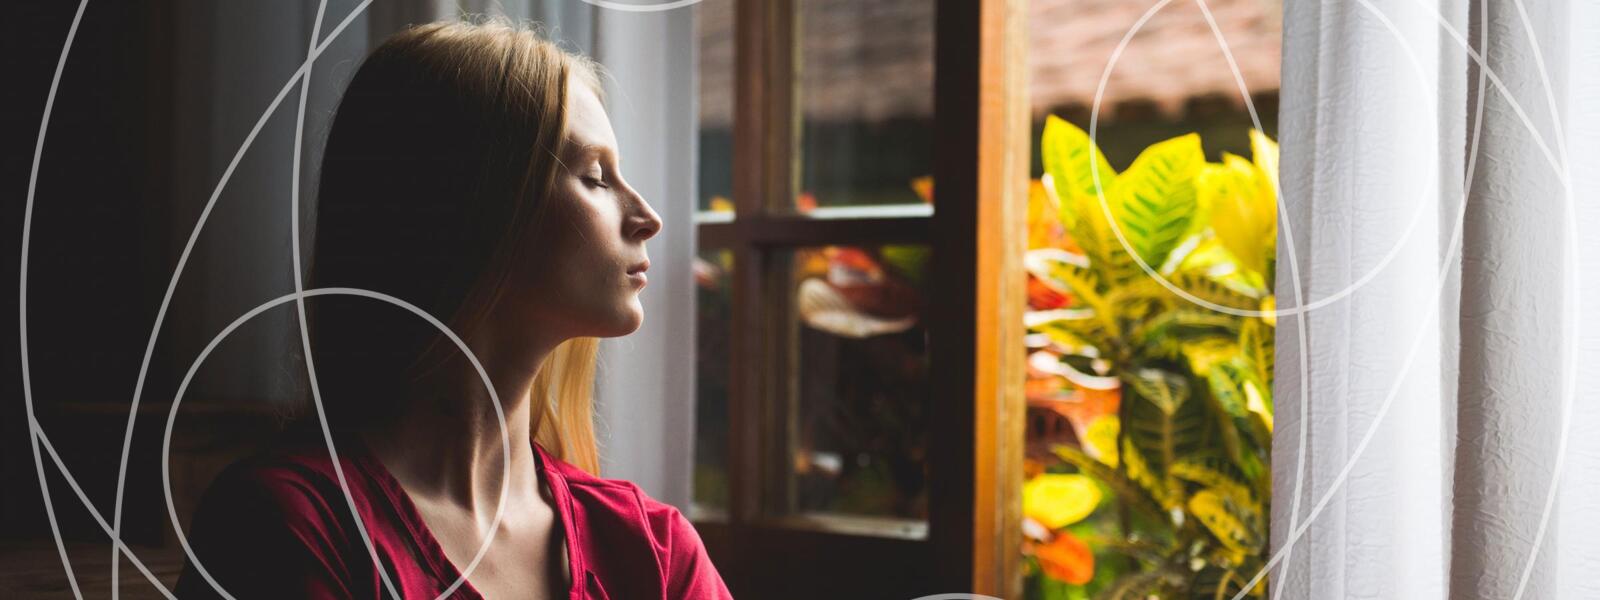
[307,19,604,474]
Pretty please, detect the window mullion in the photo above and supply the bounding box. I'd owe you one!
[727,0,795,527]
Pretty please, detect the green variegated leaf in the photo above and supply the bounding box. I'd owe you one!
[1046,176,1147,293]
[1026,248,1101,298]
[1110,134,1204,268]
[1169,270,1263,309]
[1169,456,1252,500]
[1239,317,1274,395]
[1205,359,1270,485]
[1188,484,1265,554]
[1041,115,1118,216]
[1207,358,1255,418]
[1132,309,1240,351]
[1026,249,1124,340]
[1028,309,1102,347]
[1124,368,1190,415]
[1122,437,1182,512]
[1122,368,1207,503]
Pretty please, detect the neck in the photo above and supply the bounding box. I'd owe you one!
[363,332,561,516]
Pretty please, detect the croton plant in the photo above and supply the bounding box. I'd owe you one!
[1023,116,1278,599]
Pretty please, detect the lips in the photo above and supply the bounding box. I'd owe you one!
[627,259,650,288]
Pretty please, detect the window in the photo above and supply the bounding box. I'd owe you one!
[690,0,1030,597]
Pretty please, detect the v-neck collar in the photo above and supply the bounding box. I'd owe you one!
[352,435,584,599]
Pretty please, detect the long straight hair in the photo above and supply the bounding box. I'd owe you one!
[304,20,602,473]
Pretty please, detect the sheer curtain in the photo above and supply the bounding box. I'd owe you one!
[1272,0,1599,598]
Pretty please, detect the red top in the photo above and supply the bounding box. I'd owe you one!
[174,435,732,599]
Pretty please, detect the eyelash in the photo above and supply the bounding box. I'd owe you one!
[582,175,610,189]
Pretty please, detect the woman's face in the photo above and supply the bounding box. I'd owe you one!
[506,78,663,342]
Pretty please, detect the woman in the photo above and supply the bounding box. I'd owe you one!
[175,20,731,599]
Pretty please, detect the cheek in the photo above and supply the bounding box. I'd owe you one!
[549,205,627,298]
[520,190,638,332]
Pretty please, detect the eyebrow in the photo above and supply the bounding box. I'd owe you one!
[572,143,613,161]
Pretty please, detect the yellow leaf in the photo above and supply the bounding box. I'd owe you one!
[1023,473,1102,530]
[1205,152,1276,279]
[1250,129,1279,185]
[1085,415,1120,467]
[1040,115,1117,207]
[1182,337,1240,377]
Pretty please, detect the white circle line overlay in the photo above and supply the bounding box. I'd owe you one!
[1086,0,1435,321]
[17,1,1578,598]
[159,288,514,600]
[104,0,383,598]
[1219,0,1576,597]
[1080,1,1574,598]
[577,0,704,13]
[18,2,511,600]
[21,0,101,597]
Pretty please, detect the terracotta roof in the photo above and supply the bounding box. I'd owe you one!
[696,0,1282,126]
[1030,0,1283,118]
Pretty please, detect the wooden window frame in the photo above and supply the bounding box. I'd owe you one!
[693,0,1027,596]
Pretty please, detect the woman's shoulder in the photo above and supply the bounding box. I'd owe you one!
[176,438,392,598]
[192,434,392,542]
[537,444,686,524]
[206,436,375,501]
[538,447,733,598]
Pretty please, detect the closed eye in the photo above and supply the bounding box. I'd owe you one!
[582,175,611,189]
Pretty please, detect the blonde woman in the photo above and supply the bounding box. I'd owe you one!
[175,21,731,599]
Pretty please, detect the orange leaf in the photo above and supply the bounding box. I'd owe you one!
[1035,530,1094,584]
[1028,274,1071,310]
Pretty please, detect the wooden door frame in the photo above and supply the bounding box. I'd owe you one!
[929,0,1028,595]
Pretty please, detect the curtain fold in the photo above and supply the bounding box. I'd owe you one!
[1273,0,1599,597]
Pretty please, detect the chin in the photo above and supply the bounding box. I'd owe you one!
[597,304,644,337]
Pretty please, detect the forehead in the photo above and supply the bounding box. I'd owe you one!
[562,80,615,156]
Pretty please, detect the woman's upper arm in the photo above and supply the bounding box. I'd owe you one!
[649,504,734,600]
[174,464,357,599]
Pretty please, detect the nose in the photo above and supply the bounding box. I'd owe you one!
[626,190,663,242]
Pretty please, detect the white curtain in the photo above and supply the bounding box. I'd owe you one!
[1273,0,1599,598]
[586,8,698,510]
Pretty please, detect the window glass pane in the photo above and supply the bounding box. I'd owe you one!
[780,244,931,535]
[696,0,735,216]
[692,249,734,518]
[792,0,935,213]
